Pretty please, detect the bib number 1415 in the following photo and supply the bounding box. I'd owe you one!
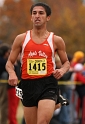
[27,59,47,75]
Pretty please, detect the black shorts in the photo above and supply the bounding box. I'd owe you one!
[19,75,59,107]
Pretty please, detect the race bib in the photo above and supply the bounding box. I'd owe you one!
[15,86,23,99]
[27,59,47,75]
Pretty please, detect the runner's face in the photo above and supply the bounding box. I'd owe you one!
[31,6,50,27]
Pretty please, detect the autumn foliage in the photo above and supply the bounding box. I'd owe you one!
[0,0,33,44]
[0,0,85,54]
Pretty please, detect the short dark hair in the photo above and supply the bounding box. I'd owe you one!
[30,2,51,16]
[0,43,10,57]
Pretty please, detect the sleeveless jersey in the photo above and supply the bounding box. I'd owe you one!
[21,30,56,79]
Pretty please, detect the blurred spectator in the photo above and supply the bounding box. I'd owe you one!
[71,51,85,124]
[0,43,10,124]
[7,55,21,124]
[73,63,85,124]
[55,54,62,69]
[56,54,74,124]
[71,51,85,67]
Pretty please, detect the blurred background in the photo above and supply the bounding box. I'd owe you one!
[0,0,85,54]
[0,0,85,124]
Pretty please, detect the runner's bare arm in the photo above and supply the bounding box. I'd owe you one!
[5,33,26,74]
[5,33,26,86]
[53,35,70,79]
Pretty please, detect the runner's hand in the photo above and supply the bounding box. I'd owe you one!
[53,69,64,79]
[8,72,18,86]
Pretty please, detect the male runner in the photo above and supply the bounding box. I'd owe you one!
[6,2,70,124]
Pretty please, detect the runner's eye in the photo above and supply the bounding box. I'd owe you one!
[39,11,44,14]
[32,11,36,15]
[32,11,44,15]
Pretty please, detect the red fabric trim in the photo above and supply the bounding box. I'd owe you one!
[76,72,85,84]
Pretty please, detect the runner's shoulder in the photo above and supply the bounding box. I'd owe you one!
[16,32,26,41]
[54,35,64,43]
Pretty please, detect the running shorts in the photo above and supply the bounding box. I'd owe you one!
[18,75,59,107]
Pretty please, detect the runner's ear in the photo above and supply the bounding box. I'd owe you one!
[47,16,50,22]
[31,18,32,21]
